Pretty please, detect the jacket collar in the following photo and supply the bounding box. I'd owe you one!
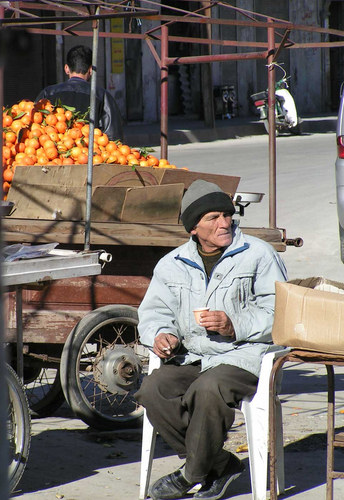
[176,223,249,266]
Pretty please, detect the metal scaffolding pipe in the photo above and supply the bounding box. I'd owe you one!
[85,9,100,250]
[268,21,276,229]
[160,25,169,160]
[166,50,267,65]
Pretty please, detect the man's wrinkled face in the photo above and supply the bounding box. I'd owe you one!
[191,211,233,252]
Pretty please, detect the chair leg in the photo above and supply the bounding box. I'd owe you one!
[139,409,157,500]
[242,400,269,500]
[274,397,285,495]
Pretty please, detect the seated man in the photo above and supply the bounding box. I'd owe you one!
[135,179,287,500]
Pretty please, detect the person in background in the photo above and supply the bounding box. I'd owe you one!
[135,179,287,500]
[36,44,123,141]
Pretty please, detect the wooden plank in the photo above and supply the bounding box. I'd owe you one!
[8,184,87,220]
[2,219,286,251]
[121,183,184,223]
[161,169,240,195]
[91,186,127,222]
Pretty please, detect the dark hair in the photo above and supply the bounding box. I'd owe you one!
[66,45,92,74]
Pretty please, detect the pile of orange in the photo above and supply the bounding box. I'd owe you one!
[2,98,181,199]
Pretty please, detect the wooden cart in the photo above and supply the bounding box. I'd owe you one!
[3,164,286,429]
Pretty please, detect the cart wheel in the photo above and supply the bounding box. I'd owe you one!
[60,305,149,430]
[24,365,65,418]
[7,363,31,493]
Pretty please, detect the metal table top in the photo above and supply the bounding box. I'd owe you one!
[2,251,102,287]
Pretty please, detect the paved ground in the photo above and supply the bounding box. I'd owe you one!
[9,113,344,500]
[11,362,344,500]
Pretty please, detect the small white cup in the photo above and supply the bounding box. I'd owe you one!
[193,307,210,325]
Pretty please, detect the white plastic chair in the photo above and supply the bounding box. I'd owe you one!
[139,349,287,500]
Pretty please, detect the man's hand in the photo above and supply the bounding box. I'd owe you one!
[199,310,235,337]
[153,333,180,359]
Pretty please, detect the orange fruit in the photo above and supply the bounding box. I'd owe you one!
[2,146,11,160]
[106,142,118,153]
[76,152,88,164]
[27,138,40,150]
[70,146,82,160]
[45,113,58,127]
[117,154,128,165]
[97,134,109,147]
[92,154,103,165]
[24,146,37,157]
[3,168,13,182]
[119,144,131,156]
[139,160,149,167]
[3,181,11,194]
[62,157,74,165]
[68,128,82,140]
[81,124,90,136]
[55,121,67,134]
[147,155,159,167]
[43,139,56,151]
[20,114,31,126]
[45,146,58,160]
[65,110,73,121]
[11,120,24,133]
[3,114,13,127]
[62,136,75,150]
[36,155,49,165]
[5,131,17,144]
[93,128,102,137]
[130,149,141,160]
[33,111,43,124]
[159,158,169,167]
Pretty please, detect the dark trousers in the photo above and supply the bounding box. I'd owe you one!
[135,362,258,483]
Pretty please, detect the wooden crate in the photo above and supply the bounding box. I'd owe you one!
[7,164,240,223]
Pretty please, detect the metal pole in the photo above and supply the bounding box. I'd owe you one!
[267,20,276,229]
[85,8,100,250]
[160,25,168,160]
[0,7,9,498]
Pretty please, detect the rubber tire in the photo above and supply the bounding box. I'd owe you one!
[24,366,65,418]
[7,363,31,493]
[290,118,302,135]
[60,304,147,430]
[263,119,280,136]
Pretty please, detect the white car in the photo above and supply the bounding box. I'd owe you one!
[336,86,344,262]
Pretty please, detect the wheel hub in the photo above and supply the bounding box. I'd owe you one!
[94,346,142,395]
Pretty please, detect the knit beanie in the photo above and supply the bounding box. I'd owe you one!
[180,179,235,232]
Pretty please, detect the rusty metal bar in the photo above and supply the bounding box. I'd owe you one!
[145,36,161,66]
[22,27,344,50]
[160,25,168,160]
[166,50,267,65]
[267,21,276,229]
[273,29,291,62]
[327,365,335,500]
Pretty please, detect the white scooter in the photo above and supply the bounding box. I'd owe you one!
[251,64,301,136]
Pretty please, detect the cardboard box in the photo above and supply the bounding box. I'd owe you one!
[7,164,240,222]
[272,277,344,354]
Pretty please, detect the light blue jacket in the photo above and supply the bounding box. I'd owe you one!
[138,225,288,377]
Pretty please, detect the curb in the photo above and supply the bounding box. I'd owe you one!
[123,114,337,148]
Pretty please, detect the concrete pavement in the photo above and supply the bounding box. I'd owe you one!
[12,361,344,500]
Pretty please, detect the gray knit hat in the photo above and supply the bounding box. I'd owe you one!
[180,180,235,232]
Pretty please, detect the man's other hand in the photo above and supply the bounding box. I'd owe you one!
[199,310,235,337]
[153,333,179,359]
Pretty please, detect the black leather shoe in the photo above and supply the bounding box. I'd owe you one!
[193,457,245,500]
[149,468,196,500]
